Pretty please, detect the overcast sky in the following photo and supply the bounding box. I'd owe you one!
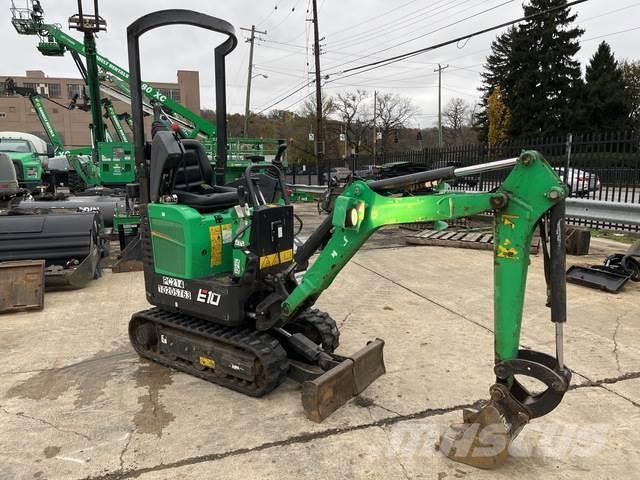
[4,0,639,127]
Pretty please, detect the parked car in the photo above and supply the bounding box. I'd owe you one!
[354,164,381,180]
[323,167,352,182]
[553,167,601,197]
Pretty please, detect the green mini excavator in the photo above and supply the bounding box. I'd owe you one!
[126,10,571,469]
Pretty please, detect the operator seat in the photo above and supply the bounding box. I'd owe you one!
[149,132,238,212]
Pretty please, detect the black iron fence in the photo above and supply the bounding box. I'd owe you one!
[288,130,640,231]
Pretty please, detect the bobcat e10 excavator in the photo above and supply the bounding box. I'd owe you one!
[126,11,571,469]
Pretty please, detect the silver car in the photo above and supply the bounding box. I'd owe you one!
[554,167,601,197]
[324,167,352,182]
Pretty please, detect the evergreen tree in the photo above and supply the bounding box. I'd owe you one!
[583,42,634,131]
[509,0,584,136]
[477,1,584,140]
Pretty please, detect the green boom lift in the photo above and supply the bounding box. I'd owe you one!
[0,78,99,192]
[126,11,571,469]
[11,0,287,183]
[11,0,136,189]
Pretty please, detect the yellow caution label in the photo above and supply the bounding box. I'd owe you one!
[502,214,519,229]
[209,226,222,266]
[497,243,519,259]
[199,356,215,368]
[280,248,293,263]
[259,248,294,269]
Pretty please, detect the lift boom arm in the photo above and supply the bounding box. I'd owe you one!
[11,7,215,139]
[102,98,130,143]
[4,81,65,154]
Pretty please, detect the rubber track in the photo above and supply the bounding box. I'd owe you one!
[130,307,289,397]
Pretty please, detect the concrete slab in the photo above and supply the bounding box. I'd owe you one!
[131,385,640,480]
[353,245,640,384]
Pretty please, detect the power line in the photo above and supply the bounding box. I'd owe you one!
[256,79,316,114]
[324,0,422,42]
[276,0,313,45]
[253,0,623,115]
[255,3,280,29]
[330,0,492,53]
[261,38,307,49]
[579,1,640,23]
[329,0,459,50]
[325,0,515,73]
[325,0,468,69]
[331,0,590,78]
[582,25,640,43]
[266,0,302,32]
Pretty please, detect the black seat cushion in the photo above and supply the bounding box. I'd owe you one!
[170,140,239,211]
[175,185,239,212]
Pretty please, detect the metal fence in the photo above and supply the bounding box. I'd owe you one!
[288,130,640,231]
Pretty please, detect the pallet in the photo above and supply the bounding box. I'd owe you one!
[406,229,540,254]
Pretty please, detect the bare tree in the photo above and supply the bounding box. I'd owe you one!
[334,90,371,156]
[444,97,470,132]
[375,93,417,152]
[301,95,335,124]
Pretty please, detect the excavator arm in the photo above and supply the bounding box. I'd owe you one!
[280,151,571,468]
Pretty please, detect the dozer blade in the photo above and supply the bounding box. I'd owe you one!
[438,388,529,469]
[301,339,385,422]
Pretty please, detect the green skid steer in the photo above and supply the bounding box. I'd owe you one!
[126,10,571,469]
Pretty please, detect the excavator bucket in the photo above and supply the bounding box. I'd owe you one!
[301,339,385,422]
[438,387,529,469]
[0,211,103,289]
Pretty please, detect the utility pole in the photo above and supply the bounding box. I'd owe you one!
[311,0,324,184]
[372,90,377,165]
[241,25,266,138]
[434,63,449,148]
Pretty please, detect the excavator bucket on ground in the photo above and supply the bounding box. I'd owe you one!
[0,211,103,289]
[438,392,528,469]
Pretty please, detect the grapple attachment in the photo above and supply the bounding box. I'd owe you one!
[301,339,385,422]
[439,349,571,469]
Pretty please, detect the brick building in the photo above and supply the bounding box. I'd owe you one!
[0,69,200,147]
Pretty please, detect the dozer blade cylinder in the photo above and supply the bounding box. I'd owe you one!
[301,339,385,422]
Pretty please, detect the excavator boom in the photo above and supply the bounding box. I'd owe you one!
[277,151,571,466]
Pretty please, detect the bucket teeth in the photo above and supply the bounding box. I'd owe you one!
[301,339,385,422]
